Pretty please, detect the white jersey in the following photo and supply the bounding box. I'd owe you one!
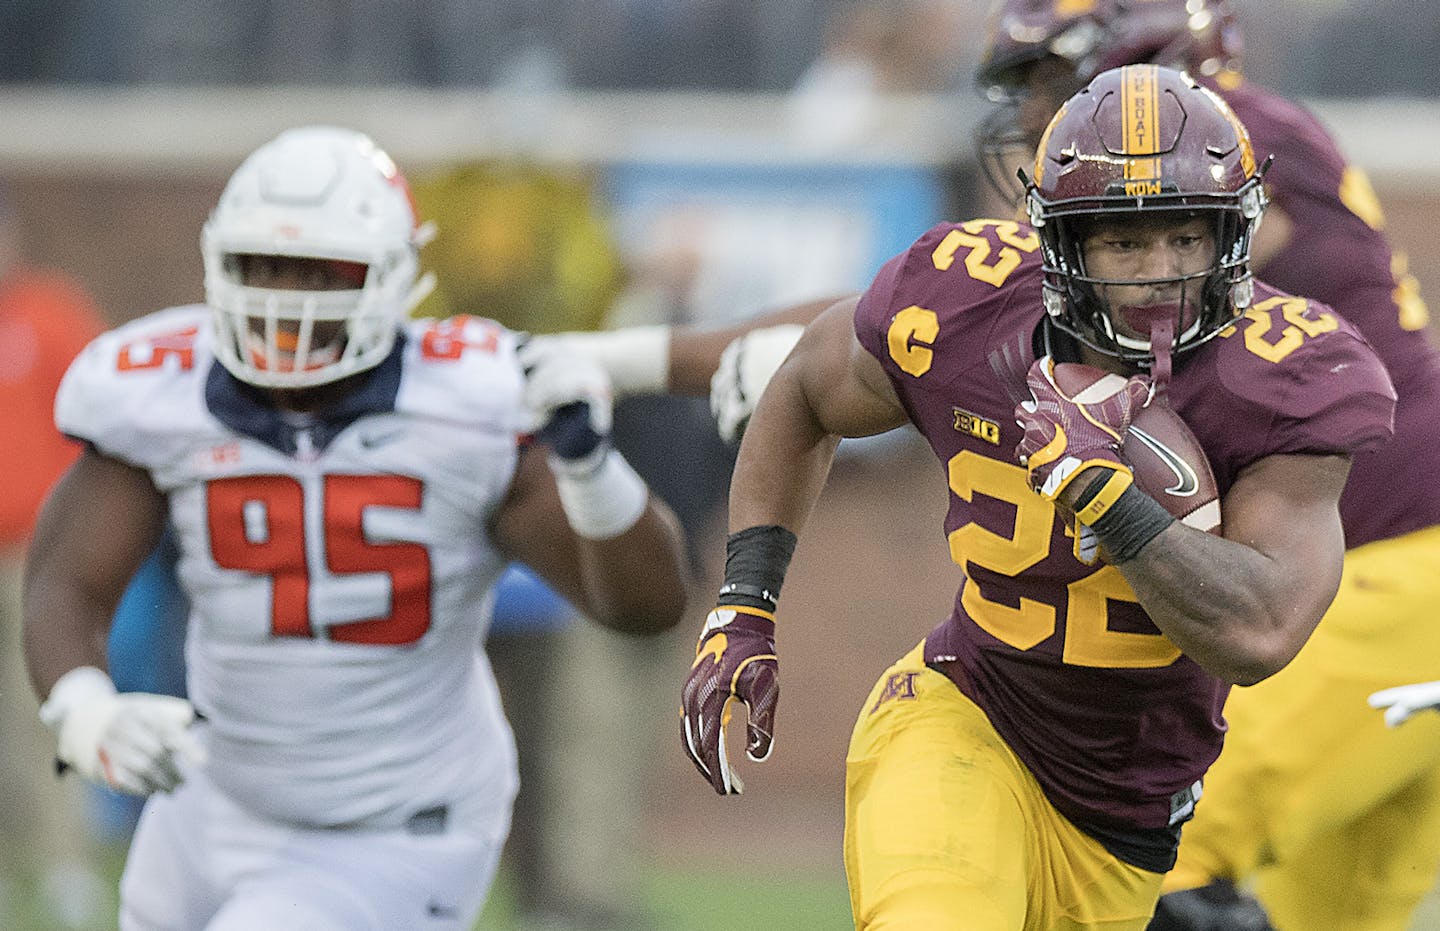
[57,305,527,833]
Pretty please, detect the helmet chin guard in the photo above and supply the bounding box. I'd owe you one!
[203,126,435,390]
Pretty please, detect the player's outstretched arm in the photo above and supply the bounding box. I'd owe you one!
[525,295,848,410]
[665,294,848,397]
[494,337,688,636]
[680,298,908,795]
[24,449,204,795]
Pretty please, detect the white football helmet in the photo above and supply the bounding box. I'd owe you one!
[202,126,435,389]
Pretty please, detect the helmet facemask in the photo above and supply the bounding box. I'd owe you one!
[977,56,1090,207]
[1033,196,1264,367]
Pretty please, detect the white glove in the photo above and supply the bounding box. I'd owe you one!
[527,326,671,397]
[39,666,205,796]
[516,335,615,462]
[1369,681,1440,728]
[710,324,805,444]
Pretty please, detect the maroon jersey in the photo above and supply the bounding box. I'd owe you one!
[853,219,1395,842]
[1211,76,1440,546]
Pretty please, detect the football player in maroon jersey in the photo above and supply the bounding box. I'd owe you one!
[680,64,1396,931]
[975,4,1440,929]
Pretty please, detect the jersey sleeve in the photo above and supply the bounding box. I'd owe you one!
[1212,299,1397,461]
[1265,326,1396,457]
[55,306,212,468]
[400,315,529,438]
[853,248,911,366]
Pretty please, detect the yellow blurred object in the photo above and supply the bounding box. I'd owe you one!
[410,162,625,334]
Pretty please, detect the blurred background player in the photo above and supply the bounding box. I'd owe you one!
[0,182,109,926]
[964,3,1440,929]
[22,125,688,930]
[682,64,1397,930]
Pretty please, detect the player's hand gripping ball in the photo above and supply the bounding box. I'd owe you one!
[680,606,778,795]
[1016,356,1151,502]
[1027,359,1223,532]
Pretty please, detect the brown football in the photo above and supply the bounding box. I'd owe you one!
[1051,363,1222,534]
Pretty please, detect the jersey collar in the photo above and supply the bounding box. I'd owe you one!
[204,332,405,456]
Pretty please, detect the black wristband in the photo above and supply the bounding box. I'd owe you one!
[1070,467,1117,512]
[1088,484,1175,564]
[719,525,798,612]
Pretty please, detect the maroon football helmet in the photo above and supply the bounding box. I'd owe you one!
[1024,64,1267,365]
[976,0,1244,200]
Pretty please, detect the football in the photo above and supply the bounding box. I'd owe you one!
[1051,363,1222,533]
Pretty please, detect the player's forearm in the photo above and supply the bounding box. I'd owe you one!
[23,578,115,700]
[664,295,848,396]
[1116,524,1338,685]
[22,452,167,699]
[573,502,689,635]
[728,370,841,535]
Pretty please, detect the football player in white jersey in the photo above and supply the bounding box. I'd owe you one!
[23,125,688,931]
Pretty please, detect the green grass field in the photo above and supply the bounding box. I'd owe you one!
[5,853,1438,930]
[0,855,854,931]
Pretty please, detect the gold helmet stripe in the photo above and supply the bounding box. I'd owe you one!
[1121,64,1161,156]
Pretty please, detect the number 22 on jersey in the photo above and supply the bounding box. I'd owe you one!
[891,219,1180,670]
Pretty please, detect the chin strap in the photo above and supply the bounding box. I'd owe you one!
[1147,316,1173,398]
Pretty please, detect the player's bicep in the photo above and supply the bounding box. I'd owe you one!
[1220,451,1350,611]
[27,448,168,605]
[780,297,908,439]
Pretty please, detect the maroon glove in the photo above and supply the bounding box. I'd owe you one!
[1015,357,1150,502]
[680,606,778,795]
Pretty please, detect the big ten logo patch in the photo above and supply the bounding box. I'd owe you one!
[196,441,242,470]
[952,407,1000,445]
[870,670,920,714]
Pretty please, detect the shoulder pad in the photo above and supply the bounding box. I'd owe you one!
[855,219,1044,380]
[398,315,527,434]
[1214,293,1395,455]
[56,306,214,463]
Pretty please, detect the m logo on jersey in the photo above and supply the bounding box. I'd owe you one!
[952,408,1001,445]
[870,671,920,714]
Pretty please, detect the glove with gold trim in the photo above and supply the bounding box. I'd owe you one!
[1015,356,1150,503]
[680,605,778,795]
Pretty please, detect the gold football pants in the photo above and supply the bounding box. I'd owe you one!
[845,641,1163,930]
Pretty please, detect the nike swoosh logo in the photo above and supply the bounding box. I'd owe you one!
[1128,425,1199,496]
[359,430,404,449]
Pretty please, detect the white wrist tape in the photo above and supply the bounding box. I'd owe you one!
[551,447,650,540]
[565,326,671,396]
[39,665,115,731]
